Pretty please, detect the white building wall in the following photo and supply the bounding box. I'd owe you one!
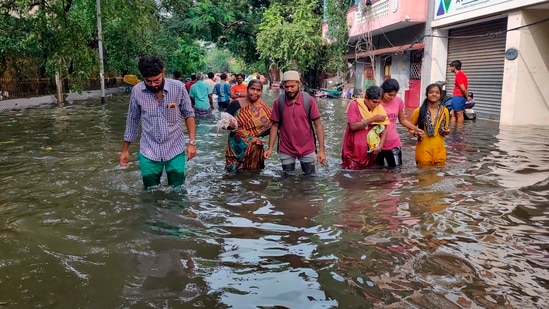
[427,0,549,125]
[422,0,448,100]
[390,54,409,99]
[501,9,549,126]
[424,29,449,88]
[372,54,408,95]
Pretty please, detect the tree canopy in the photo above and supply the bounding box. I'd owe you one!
[0,0,348,92]
[257,0,324,72]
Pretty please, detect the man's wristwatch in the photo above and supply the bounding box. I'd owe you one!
[188,140,196,146]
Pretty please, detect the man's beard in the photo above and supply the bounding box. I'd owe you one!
[285,90,298,100]
[145,80,164,93]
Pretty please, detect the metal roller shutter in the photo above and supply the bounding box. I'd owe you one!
[447,18,507,120]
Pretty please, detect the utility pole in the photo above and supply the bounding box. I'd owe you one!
[96,0,106,104]
[55,70,63,105]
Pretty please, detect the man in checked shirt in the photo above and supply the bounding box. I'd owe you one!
[119,55,197,189]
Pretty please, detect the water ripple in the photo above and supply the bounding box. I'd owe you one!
[1,95,548,307]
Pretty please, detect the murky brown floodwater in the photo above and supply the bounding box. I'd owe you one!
[1,89,548,308]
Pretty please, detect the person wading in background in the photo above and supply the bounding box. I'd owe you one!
[214,73,232,111]
[189,72,214,117]
[449,60,472,124]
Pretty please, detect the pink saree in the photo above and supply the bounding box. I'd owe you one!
[341,99,388,170]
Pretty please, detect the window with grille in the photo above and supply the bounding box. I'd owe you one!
[409,49,423,80]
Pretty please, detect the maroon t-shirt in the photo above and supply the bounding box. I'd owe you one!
[270,92,320,157]
[185,81,196,93]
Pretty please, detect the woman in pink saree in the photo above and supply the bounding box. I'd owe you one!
[341,86,390,170]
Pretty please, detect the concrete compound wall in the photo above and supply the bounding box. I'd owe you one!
[0,87,127,112]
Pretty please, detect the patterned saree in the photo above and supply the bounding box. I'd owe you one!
[225,101,272,172]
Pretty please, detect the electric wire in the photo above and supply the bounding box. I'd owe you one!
[348,16,549,59]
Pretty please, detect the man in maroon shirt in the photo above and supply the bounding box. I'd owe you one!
[264,70,326,176]
[185,73,196,94]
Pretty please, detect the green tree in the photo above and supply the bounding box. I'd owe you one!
[256,0,327,87]
[324,0,350,73]
[163,0,349,81]
[0,10,36,79]
[1,0,351,96]
[257,0,323,71]
[0,0,204,92]
[229,58,247,74]
[1,0,98,89]
[204,46,232,73]
[100,0,167,76]
[163,0,269,72]
[158,14,206,76]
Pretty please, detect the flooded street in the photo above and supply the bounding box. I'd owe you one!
[1,90,548,308]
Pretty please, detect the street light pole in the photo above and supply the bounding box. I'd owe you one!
[96,0,106,104]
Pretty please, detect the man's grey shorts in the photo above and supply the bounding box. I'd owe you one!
[279,152,316,165]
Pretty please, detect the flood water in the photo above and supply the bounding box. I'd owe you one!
[1,89,548,308]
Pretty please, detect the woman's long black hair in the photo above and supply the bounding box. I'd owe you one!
[417,83,443,129]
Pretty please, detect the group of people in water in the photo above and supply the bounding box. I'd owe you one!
[220,69,326,176]
[120,55,452,189]
[340,79,450,169]
[219,70,451,174]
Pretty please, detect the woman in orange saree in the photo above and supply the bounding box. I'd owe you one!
[223,79,272,172]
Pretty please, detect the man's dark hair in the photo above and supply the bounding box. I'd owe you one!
[380,78,400,93]
[138,55,164,77]
[449,60,462,70]
[174,71,182,79]
[207,72,214,79]
[237,73,245,79]
[220,73,227,80]
[190,73,197,81]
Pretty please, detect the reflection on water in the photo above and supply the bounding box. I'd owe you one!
[1,92,548,308]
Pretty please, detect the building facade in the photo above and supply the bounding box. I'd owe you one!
[323,0,429,108]
[324,0,549,125]
[425,0,549,125]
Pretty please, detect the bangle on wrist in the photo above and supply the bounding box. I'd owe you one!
[363,120,368,127]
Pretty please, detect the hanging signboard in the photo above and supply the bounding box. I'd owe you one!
[434,0,512,19]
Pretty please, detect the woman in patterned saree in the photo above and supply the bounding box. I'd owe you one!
[223,79,272,172]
